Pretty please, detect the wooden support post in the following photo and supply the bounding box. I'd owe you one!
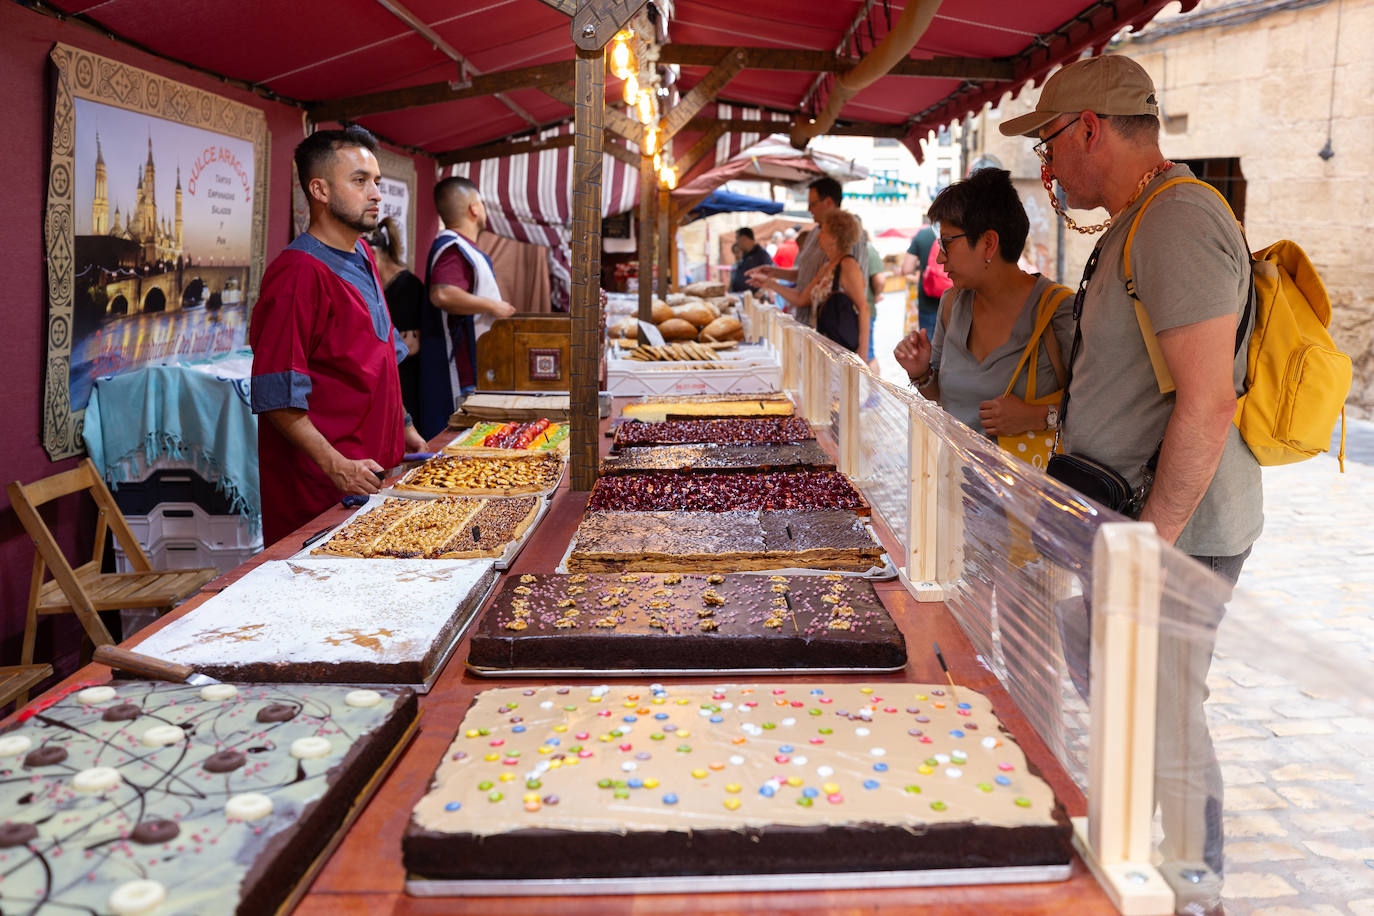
[804,337,825,424]
[636,155,656,341]
[898,403,946,601]
[656,187,671,298]
[1073,522,1174,915]
[569,48,605,492]
[838,359,861,477]
[781,325,800,398]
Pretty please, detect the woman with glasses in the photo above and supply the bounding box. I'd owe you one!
[893,168,1073,441]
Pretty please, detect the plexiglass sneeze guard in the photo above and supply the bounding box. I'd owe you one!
[739,296,1374,916]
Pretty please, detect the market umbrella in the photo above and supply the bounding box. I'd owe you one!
[686,189,785,222]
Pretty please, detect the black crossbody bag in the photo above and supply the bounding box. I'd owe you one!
[1047,243,1159,517]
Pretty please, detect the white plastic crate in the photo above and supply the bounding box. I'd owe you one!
[606,350,782,397]
[121,502,259,550]
[114,536,260,577]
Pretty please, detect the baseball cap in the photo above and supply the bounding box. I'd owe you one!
[999,55,1159,137]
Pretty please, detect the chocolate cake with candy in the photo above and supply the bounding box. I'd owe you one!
[0,681,415,915]
[585,470,869,515]
[403,682,1072,879]
[600,442,834,475]
[468,573,906,670]
[612,417,814,448]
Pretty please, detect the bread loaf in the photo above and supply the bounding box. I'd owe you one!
[682,281,726,299]
[656,317,699,341]
[651,299,674,324]
[609,315,639,339]
[700,316,743,342]
[673,303,716,328]
[707,296,732,314]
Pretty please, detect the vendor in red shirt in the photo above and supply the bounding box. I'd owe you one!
[250,126,424,546]
[416,176,515,438]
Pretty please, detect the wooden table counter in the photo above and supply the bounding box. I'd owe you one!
[7,422,1118,915]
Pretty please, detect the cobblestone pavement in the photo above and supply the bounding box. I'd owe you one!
[1209,419,1374,914]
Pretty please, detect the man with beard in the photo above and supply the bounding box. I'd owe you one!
[250,126,423,545]
[416,176,515,437]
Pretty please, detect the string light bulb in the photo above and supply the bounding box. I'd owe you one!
[637,90,655,125]
[611,32,633,80]
[643,125,658,157]
[652,153,662,171]
[623,72,639,106]
[659,164,677,189]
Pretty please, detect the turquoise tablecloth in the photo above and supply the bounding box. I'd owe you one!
[82,348,259,529]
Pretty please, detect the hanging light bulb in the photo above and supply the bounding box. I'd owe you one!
[623,72,639,106]
[637,89,655,125]
[611,34,633,80]
[643,125,657,157]
[659,164,677,190]
[652,153,662,171]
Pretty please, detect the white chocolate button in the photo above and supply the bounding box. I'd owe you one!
[108,879,166,916]
[140,725,185,747]
[73,767,122,793]
[199,684,238,701]
[225,792,273,821]
[344,689,382,708]
[77,686,118,705]
[0,735,33,757]
[290,736,332,759]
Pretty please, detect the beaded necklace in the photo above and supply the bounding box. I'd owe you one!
[1042,160,1175,236]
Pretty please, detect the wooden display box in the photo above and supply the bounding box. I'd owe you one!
[476,316,572,391]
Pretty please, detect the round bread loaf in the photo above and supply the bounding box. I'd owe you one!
[651,300,674,324]
[707,296,732,313]
[608,315,638,338]
[656,317,699,340]
[674,303,716,328]
[700,315,743,341]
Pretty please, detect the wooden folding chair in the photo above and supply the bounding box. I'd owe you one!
[7,459,219,702]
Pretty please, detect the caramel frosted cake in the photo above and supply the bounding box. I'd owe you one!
[600,442,833,475]
[393,454,563,497]
[586,470,869,515]
[134,559,496,684]
[612,417,814,448]
[469,573,906,670]
[620,398,794,423]
[403,683,1071,879]
[566,510,885,573]
[0,681,415,915]
[311,496,539,559]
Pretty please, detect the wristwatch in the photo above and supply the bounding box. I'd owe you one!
[1046,405,1060,429]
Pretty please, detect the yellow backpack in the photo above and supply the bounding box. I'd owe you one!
[1123,176,1352,470]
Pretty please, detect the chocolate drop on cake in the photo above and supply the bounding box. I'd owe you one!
[203,749,247,773]
[102,703,142,721]
[22,746,68,768]
[0,822,38,847]
[131,819,180,844]
[257,703,300,723]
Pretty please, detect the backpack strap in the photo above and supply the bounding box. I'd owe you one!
[1123,175,1255,396]
[1002,285,1073,400]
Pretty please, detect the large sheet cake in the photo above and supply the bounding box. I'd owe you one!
[135,559,496,684]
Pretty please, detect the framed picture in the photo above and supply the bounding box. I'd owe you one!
[42,43,269,459]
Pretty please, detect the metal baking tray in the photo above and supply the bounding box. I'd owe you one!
[407,570,498,694]
[464,662,907,679]
[295,494,551,571]
[406,864,1071,897]
[382,455,566,502]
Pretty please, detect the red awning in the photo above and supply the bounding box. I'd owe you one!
[41,1,1196,160]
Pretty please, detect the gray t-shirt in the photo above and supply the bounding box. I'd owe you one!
[1062,164,1262,557]
[931,274,1074,437]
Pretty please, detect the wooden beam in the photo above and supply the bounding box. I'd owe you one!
[603,138,640,169]
[656,186,671,298]
[437,133,573,166]
[659,47,747,140]
[637,156,656,340]
[536,0,577,14]
[569,48,604,491]
[676,122,726,180]
[542,83,644,146]
[569,0,648,52]
[311,60,574,122]
[682,116,906,139]
[657,44,1015,81]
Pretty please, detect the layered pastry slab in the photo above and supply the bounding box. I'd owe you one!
[620,397,795,423]
[0,681,416,916]
[565,510,885,573]
[612,417,814,449]
[600,442,834,475]
[586,470,869,515]
[311,496,539,559]
[468,573,906,670]
[135,559,497,684]
[393,454,563,497]
[403,683,1072,880]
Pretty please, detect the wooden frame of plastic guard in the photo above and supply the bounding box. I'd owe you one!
[739,296,1175,915]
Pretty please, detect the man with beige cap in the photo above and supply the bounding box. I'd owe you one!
[1002,54,1261,900]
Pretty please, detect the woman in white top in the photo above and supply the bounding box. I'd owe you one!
[893,168,1073,438]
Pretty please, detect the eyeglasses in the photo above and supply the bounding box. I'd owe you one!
[1033,115,1082,167]
[938,232,968,249]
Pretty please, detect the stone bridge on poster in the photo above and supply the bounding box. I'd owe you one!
[104,264,248,315]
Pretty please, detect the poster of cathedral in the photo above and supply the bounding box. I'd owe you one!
[43,44,268,459]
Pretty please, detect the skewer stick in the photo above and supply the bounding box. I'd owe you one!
[932,642,959,702]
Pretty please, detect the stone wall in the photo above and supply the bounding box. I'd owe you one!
[969,0,1374,417]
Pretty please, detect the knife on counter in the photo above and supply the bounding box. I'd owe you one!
[94,646,222,687]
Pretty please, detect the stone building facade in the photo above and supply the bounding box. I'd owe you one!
[967,0,1374,417]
